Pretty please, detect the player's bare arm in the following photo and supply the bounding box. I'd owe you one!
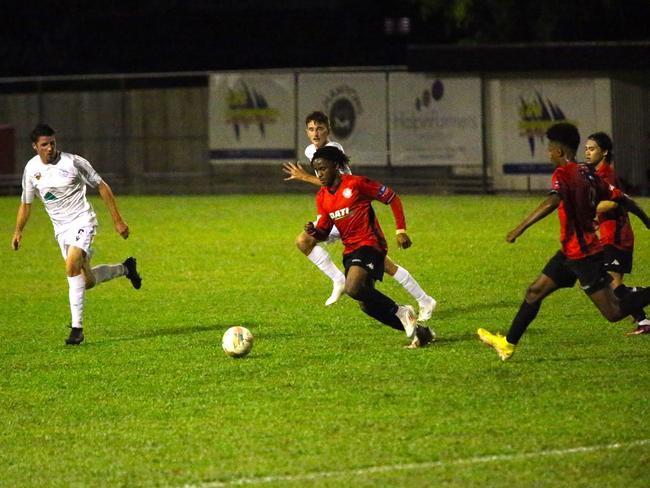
[11,202,32,250]
[98,181,129,239]
[282,162,320,186]
[619,194,650,229]
[304,221,329,241]
[507,194,560,243]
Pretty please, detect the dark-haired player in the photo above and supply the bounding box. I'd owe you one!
[284,111,436,320]
[585,131,650,335]
[477,122,650,360]
[305,145,434,348]
[12,124,141,345]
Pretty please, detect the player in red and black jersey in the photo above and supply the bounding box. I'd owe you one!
[478,122,650,360]
[304,146,434,348]
[585,132,650,334]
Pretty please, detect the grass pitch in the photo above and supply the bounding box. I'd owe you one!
[1,194,649,487]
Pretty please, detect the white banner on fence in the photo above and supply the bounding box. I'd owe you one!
[298,73,387,165]
[209,73,295,163]
[497,78,603,168]
[389,73,482,166]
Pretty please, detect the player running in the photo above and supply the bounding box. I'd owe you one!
[284,111,436,320]
[305,145,434,348]
[584,131,650,335]
[12,124,141,345]
[477,122,650,360]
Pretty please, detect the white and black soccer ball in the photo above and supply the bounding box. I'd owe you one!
[222,326,254,358]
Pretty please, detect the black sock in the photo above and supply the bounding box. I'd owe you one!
[632,310,647,323]
[614,285,629,299]
[620,287,650,317]
[356,288,402,330]
[506,300,541,345]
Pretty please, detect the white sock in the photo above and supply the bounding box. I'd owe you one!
[307,246,345,284]
[92,264,125,285]
[67,274,86,328]
[392,265,428,302]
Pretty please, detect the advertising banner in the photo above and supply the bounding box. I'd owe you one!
[209,73,295,163]
[298,73,387,165]
[389,73,482,166]
[497,78,603,170]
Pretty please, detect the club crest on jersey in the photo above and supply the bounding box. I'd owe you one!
[342,188,353,198]
[329,207,350,220]
[34,172,41,180]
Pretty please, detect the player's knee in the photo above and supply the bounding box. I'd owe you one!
[296,232,316,254]
[65,262,82,277]
[345,282,364,300]
[525,284,545,303]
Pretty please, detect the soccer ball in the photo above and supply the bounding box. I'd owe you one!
[222,326,254,358]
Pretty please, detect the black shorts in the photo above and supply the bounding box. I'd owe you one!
[343,246,386,282]
[542,250,612,295]
[602,245,633,274]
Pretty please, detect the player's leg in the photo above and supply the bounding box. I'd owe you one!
[345,266,403,330]
[344,247,434,347]
[384,255,436,321]
[604,246,649,334]
[64,244,87,345]
[296,229,345,306]
[87,258,140,289]
[589,285,650,323]
[478,252,568,360]
[568,251,650,323]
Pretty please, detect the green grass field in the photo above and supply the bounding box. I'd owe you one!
[1,194,649,487]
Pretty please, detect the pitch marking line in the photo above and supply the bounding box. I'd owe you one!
[182,439,650,487]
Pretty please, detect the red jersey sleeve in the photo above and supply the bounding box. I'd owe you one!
[355,176,406,229]
[355,176,397,204]
[314,189,334,235]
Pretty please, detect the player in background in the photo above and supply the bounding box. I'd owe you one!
[283,111,436,320]
[585,132,650,335]
[477,123,650,360]
[305,145,434,348]
[12,124,141,345]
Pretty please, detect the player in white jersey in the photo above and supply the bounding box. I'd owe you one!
[283,111,436,321]
[12,124,141,345]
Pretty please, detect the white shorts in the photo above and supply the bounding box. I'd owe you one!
[56,225,96,259]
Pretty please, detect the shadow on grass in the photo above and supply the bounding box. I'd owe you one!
[433,298,521,319]
[90,323,227,345]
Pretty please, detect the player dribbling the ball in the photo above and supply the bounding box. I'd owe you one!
[304,146,434,348]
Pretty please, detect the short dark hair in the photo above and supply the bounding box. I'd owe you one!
[311,145,350,168]
[546,122,580,155]
[305,111,330,128]
[587,131,613,163]
[30,123,55,143]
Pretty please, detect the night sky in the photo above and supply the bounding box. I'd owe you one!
[2,1,650,77]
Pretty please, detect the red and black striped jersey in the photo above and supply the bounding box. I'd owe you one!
[551,161,623,259]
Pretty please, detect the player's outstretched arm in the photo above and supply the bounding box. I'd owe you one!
[12,202,32,250]
[282,162,320,186]
[619,194,650,229]
[506,194,560,243]
[97,181,129,239]
[388,195,411,249]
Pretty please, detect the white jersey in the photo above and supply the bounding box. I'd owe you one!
[304,140,351,175]
[21,151,103,236]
